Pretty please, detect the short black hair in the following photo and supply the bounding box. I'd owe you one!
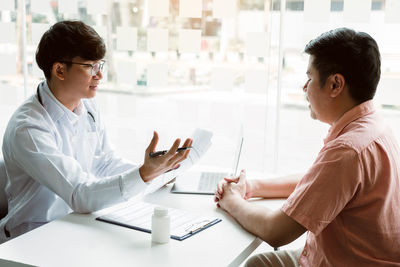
[304,28,381,103]
[36,20,106,80]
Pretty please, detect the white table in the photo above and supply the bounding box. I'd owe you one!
[0,185,285,267]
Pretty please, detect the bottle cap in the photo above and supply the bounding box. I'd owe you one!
[154,206,168,216]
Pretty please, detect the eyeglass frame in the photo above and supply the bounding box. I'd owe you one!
[60,60,106,76]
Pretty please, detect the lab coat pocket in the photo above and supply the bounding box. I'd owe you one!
[72,132,98,172]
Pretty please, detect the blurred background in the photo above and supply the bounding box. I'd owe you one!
[1,0,400,177]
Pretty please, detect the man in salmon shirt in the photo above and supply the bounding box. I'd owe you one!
[215,28,400,266]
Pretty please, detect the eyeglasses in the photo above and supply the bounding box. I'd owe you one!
[61,60,105,76]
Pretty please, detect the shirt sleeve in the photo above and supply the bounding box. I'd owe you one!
[281,144,363,235]
[11,125,148,214]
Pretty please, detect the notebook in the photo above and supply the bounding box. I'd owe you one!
[171,132,244,195]
[96,201,221,241]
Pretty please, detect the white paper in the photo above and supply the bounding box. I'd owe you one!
[179,29,201,53]
[244,69,268,93]
[0,23,16,43]
[304,0,330,23]
[147,63,168,87]
[185,128,213,166]
[147,28,169,52]
[245,32,269,57]
[385,0,400,23]
[116,60,136,88]
[179,0,202,18]
[117,27,137,51]
[144,128,213,194]
[30,0,52,14]
[343,0,371,23]
[58,0,78,14]
[213,0,237,19]
[148,0,169,17]
[87,0,107,15]
[32,23,50,45]
[98,201,218,239]
[211,68,235,91]
[0,53,16,75]
[0,0,14,10]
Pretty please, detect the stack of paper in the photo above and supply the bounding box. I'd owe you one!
[144,128,213,194]
[96,201,221,240]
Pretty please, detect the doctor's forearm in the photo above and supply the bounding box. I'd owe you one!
[70,181,125,213]
[69,169,147,213]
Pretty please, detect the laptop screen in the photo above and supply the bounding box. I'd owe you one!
[230,127,244,177]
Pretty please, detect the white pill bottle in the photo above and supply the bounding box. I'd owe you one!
[151,206,171,243]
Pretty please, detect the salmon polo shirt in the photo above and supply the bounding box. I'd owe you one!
[282,100,400,266]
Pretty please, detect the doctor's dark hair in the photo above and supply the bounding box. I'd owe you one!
[36,20,106,80]
[304,28,381,104]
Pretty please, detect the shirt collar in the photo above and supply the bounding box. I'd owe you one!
[324,100,375,144]
[39,81,85,124]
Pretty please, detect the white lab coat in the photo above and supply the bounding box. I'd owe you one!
[0,81,148,241]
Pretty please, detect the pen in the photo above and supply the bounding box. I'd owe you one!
[149,147,192,157]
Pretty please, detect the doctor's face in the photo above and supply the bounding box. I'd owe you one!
[62,57,103,100]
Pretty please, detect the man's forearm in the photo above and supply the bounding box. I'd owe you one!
[224,194,305,248]
[225,196,280,247]
[251,174,301,198]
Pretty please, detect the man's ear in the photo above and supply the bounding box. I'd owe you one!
[329,74,345,98]
[51,62,66,81]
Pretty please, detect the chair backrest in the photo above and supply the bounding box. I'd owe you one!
[0,156,8,219]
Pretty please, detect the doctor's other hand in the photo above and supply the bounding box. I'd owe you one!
[214,170,253,205]
[139,131,192,182]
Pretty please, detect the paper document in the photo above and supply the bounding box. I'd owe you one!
[96,201,221,241]
[144,128,213,194]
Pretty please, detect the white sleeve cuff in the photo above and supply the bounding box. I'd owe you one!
[120,167,148,200]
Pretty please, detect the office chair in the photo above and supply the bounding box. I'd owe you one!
[0,156,8,219]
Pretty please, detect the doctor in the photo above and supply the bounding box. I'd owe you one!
[0,20,192,242]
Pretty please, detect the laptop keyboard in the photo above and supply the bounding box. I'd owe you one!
[197,172,228,192]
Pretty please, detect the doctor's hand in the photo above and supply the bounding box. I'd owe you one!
[214,170,253,205]
[139,131,192,182]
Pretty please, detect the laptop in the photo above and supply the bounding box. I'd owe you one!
[171,133,244,195]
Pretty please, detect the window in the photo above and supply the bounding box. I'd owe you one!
[1,0,399,176]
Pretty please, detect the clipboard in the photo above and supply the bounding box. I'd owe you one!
[96,201,222,241]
